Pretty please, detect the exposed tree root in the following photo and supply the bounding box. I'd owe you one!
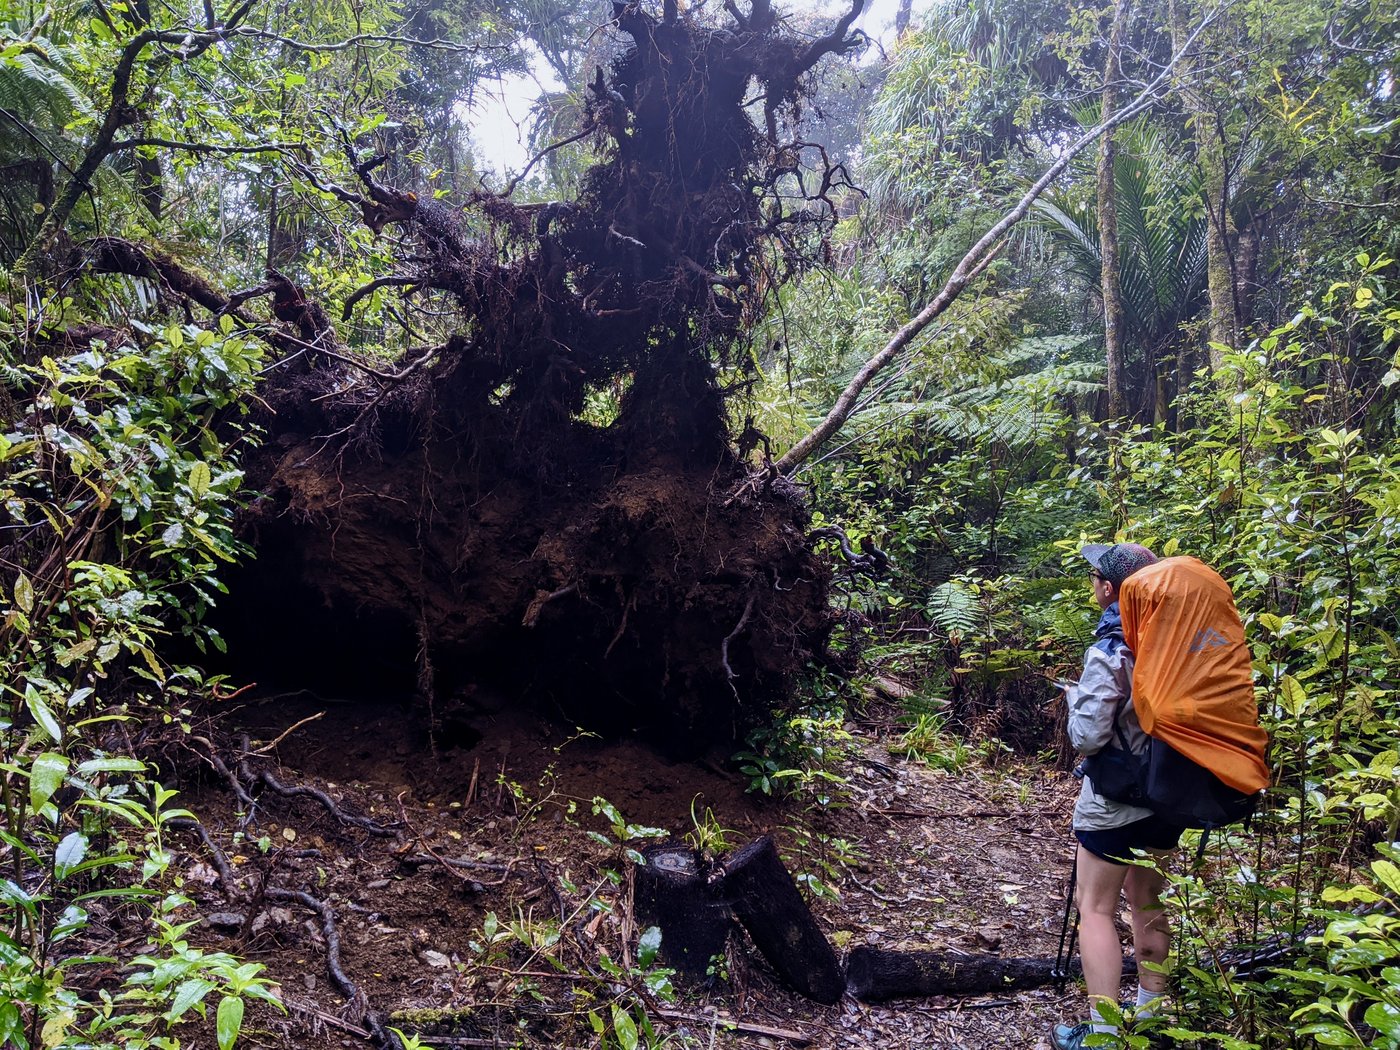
[236,733,400,838]
[264,887,362,1003]
[168,816,237,890]
[253,768,401,838]
[198,1,874,745]
[170,748,406,1050]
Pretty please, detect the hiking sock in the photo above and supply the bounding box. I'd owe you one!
[1091,1022,1118,1037]
[1135,986,1163,1017]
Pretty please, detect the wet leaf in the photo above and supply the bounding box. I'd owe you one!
[13,574,33,613]
[54,833,88,876]
[216,995,244,1050]
[29,752,68,812]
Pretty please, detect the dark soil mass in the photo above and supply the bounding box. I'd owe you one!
[213,4,867,745]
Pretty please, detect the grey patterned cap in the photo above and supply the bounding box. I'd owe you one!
[1081,542,1157,586]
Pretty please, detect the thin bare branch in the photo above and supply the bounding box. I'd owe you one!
[229,27,505,54]
[108,137,308,157]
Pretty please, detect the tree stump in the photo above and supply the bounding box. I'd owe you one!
[633,845,731,978]
[846,947,1135,1002]
[718,835,845,1003]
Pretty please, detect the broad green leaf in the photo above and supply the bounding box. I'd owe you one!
[216,995,244,1050]
[13,573,33,613]
[77,756,145,775]
[1279,675,1307,716]
[138,645,167,682]
[1330,940,1393,969]
[29,752,68,812]
[0,879,35,913]
[611,1005,638,1050]
[39,1007,75,1047]
[189,461,211,499]
[56,638,96,667]
[0,1001,22,1044]
[26,689,62,743]
[638,925,662,967]
[1372,859,1400,896]
[1296,1021,1363,1046]
[50,903,87,942]
[1365,1002,1400,1040]
[166,977,216,1022]
[1321,884,1382,904]
[54,832,88,874]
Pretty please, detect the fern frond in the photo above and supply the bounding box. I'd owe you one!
[0,39,96,126]
[928,581,980,635]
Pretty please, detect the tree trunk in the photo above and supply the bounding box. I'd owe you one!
[1097,0,1131,419]
[266,187,307,272]
[1233,213,1263,329]
[1170,0,1238,364]
[846,947,1136,1002]
[718,836,845,1004]
[633,845,731,978]
[895,0,913,37]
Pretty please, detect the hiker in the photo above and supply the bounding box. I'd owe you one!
[1053,541,1177,1050]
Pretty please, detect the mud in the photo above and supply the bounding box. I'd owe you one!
[170,693,1090,1050]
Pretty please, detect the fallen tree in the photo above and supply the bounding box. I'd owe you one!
[52,1,871,742]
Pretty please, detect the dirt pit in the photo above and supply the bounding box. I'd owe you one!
[173,691,1088,1049]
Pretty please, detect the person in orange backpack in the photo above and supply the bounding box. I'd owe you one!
[1052,542,1177,1050]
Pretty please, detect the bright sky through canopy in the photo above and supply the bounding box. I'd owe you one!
[467,0,911,175]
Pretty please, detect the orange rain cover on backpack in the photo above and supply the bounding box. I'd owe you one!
[1119,557,1270,794]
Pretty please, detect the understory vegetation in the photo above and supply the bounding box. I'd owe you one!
[2,0,1398,1047]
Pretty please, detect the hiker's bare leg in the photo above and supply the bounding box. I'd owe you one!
[1124,853,1172,994]
[1075,844,1130,1016]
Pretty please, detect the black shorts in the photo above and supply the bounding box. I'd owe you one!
[1076,814,1184,865]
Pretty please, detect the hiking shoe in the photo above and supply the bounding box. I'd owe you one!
[1050,1022,1093,1050]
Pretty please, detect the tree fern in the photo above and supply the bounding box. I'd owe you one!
[0,35,95,127]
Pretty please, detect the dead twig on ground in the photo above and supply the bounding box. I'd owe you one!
[655,1009,816,1046]
[394,792,516,888]
[250,712,326,754]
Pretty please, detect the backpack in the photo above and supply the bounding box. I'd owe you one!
[1083,556,1270,830]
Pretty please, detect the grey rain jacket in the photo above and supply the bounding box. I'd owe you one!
[1066,602,1154,831]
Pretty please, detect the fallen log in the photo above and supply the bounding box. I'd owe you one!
[633,844,731,978]
[846,946,1136,1002]
[718,835,845,1004]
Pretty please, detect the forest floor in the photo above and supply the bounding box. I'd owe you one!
[180,691,1094,1050]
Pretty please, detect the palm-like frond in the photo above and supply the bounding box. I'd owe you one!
[836,336,1102,453]
[1034,121,1208,347]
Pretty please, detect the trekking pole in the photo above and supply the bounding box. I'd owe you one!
[1052,851,1078,992]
